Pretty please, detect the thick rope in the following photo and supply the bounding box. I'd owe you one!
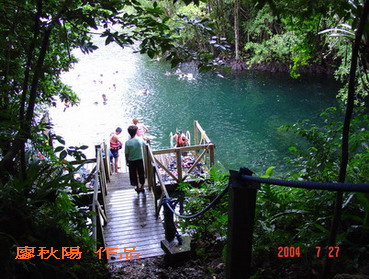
[240,174,369,193]
[162,173,369,221]
[163,183,230,219]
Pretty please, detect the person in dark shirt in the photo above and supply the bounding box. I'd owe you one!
[125,125,145,193]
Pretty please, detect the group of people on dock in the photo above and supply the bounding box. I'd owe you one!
[109,118,148,193]
[109,118,189,193]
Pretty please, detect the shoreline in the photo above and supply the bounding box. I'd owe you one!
[225,59,336,76]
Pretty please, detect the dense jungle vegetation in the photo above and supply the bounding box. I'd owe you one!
[0,0,368,278]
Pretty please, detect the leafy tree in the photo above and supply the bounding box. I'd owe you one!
[0,0,203,276]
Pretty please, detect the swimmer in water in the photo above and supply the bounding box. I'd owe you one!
[138,89,150,95]
[63,100,70,112]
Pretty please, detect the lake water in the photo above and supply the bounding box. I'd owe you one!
[50,37,340,175]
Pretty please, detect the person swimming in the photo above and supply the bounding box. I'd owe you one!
[132,118,148,140]
[63,99,70,112]
[102,94,107,105]
[137,89,150,95]
[171,130,188,147]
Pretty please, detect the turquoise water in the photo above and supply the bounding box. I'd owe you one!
[51,38,340,175]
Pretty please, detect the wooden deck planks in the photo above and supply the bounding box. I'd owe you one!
[103,172,165,263]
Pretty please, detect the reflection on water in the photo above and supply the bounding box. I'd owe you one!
[50,37,340,175]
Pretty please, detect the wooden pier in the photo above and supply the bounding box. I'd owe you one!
[103,172,165,263]
[87,121,214,262]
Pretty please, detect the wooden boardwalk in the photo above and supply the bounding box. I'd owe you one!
[104,172,165,263]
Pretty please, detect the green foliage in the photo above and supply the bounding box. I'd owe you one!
[178,107,369,276]
[320,24,369,103]
[244,31,304,66]
[271,107,369,269]
[252,165,332,260]
[0,147,106,278]
[0,0,210,277]
[178,167,229,240]
[242,5,277,41]
[240,2,335,77]
[280,107,369,183]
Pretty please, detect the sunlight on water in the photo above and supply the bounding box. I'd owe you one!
[50,39,140,158]
[50,36,340,174]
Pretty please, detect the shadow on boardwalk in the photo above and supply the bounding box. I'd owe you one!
[104,172,165,263]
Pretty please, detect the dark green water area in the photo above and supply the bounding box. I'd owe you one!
[54,39,341,175]
[132,59,340,174]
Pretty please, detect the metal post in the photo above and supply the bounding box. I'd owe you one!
[226,168,259,279]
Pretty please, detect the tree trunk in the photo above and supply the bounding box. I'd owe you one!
[234,0,240,61]
[0,28,52,180]
[322,1,369,278]
[232,0,244,71]
[19,0,43,179]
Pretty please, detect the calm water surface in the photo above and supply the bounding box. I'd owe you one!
[50,37,340,175]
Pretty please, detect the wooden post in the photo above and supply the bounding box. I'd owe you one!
[92,146,100,251]
[163,198,176,242]
[146,145,153,189]
[194,120,199,145]
[144,144,148,179]
[226,168,259,279]
[95,203,107,261]
[147,146,152,189]
[96,146,107,210]
[144,143,152,180]
[176,149,182,182]
[153,167,159,216]
[148,157,155,190]
[209,144,215,167]
[102,141,111,183]
[99,148,108,197]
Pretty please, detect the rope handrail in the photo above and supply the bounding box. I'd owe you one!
[240,174,369,193]
[163,171,369,222]
[164,183,230,219]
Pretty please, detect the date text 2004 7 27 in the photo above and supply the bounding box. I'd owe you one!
[277,246,340,258]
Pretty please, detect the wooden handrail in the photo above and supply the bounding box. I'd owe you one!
[182,145,210,181]
[91,144,108,252]
[146,121,214,217]
[152,143,215,183]
[146,144,172,217]
[147,144,170,198]
[194,120,211,144]
[152,144,211,155]
[154,157,179,182]
[69,158,97,165]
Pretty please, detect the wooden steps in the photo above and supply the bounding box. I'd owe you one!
[103,172,165,263]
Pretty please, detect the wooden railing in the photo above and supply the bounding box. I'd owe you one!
[145,121,215,217]
[90,143,110,251]
[145,144,170,217]
[102,140,112,181]
[150,144,214,183]
[72,143,110,252]
[193,120,211,145]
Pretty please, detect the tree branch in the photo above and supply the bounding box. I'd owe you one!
[322,1,369,278]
